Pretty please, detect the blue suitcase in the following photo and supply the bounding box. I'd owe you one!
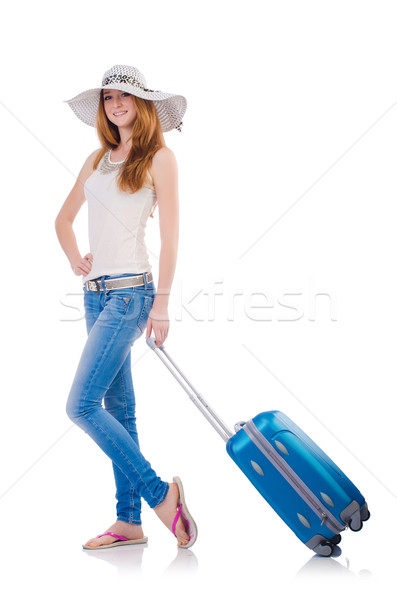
[146,337,370,557]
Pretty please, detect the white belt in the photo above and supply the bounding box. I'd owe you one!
[85,272,153,292]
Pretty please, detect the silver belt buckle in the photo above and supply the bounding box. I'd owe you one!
[87,279,101,293]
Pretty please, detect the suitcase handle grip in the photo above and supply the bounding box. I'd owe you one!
[146,336,233,442]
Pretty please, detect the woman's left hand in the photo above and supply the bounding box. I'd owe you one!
[145,308,170,347]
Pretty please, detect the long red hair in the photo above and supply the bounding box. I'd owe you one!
[93,90,165,194]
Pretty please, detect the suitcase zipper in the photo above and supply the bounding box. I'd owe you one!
[244,420,345,534]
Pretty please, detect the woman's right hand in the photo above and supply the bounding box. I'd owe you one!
[72,253,93,276]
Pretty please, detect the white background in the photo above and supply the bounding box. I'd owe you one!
[0,0,396,597]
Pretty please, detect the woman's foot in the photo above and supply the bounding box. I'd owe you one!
[84,520,145,548]
[153,482,190,547]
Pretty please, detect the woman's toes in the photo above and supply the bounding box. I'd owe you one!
[85,536,95,544]
[84,535,114,547]
[175,524,189,546]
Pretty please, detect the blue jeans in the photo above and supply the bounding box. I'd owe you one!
[66,272,169,525]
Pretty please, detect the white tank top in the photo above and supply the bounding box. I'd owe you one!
[81,149,158,284]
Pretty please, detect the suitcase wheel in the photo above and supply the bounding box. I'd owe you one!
[316,541,336,558]
[361,510,371,522]
[360,502,370,522]
[329,533,342,545]
[348,519,363,532]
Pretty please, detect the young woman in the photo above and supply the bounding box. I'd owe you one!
[55,65,197,550]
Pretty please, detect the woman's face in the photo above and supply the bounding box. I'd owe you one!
[102,89,137,128]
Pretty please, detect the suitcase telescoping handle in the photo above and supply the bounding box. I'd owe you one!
[146,336,233,443]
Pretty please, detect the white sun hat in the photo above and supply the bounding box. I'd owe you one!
[63,64,187,132]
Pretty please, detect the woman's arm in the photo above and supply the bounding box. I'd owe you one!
[55,149,100,275]
[146,146,179,346]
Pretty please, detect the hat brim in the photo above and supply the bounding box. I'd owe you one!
[63,84,186,132]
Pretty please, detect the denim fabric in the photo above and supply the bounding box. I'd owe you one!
[66,272,169,524]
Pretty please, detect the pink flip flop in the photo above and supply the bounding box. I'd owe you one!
[82,531,148,550]
[172,476,198,549]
